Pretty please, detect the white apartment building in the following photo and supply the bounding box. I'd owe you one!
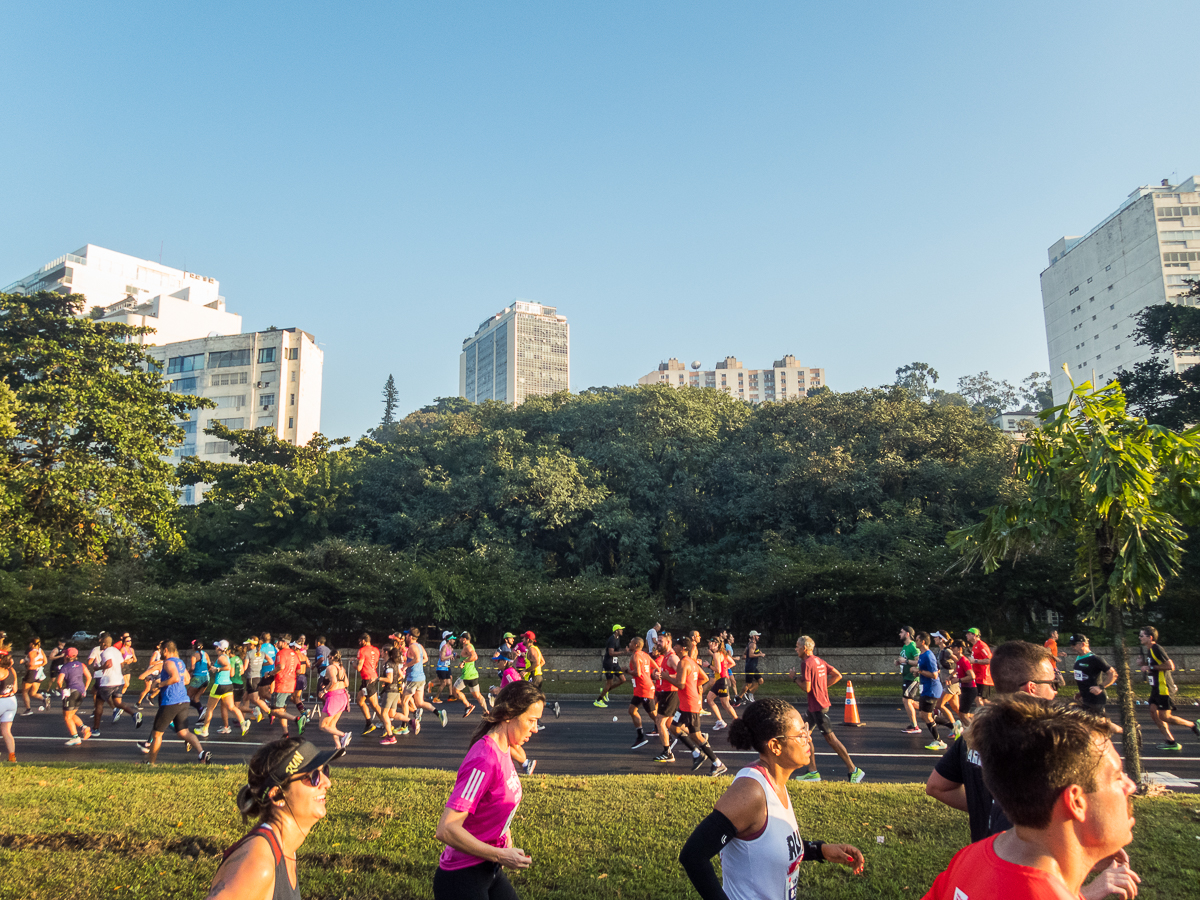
[1041,176,1200,405]
[3,244,241,343]
[460,300,569,405]
[4,244,324,504]
[638,356,825,403]
[145,328,323,504]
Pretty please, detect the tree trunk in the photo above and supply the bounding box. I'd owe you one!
[1110,603,1143,784]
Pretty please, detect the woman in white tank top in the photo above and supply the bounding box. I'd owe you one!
[680,698,865,900]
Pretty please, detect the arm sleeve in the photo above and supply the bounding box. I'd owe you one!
[679,810,737,900]
[802,840,826,862]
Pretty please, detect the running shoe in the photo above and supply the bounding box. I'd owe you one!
[66,736,83,747]
[19,710,33,716]
[200,751,214,765]
[536,723,547,732]
[902,726,922,734]
[112,709,123,724]
[254,710,263,724]
[709,762,728,777]
[81,727,91,741]
[631,738,649,750]
[654,751,675,762]
[952,721,964,739]
[91,730,102,738]
[363,723,378,735]
[6,752,14,762]
[134,712,144,729]
[463,704,476,718]
[380,736,397,745]
[415,709,423,722]
[136,741,151,754]
[1157,741,1183,751]
[699,709,712,716]
[521,760,537,776]
[795,771,822,782]
[194,724,210,738]
[398,726,410,736]
[297,714,307,736]
[645,730,658,738]
[241,720,251,736]
[925,740,948,751]
[711,721,727,732]
[339,733,352,749]
[37,704,45,712]
[1192,722,1200,739]
[437,709,448,728]
[848,767,866,784]
[593,700,608,708]
[553,701,561,718]
[692,754,709,772]
[218,726,232,735]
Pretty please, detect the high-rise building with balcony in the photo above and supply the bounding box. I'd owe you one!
[460,300,569,405]
[1041,175,1200,405]
[638,355,824,403]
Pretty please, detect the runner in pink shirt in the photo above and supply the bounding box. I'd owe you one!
[434,680,545,900]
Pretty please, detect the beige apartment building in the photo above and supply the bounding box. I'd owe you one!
[460,300,569,405]
[1041,175,1200,405]
[638,356,824,403]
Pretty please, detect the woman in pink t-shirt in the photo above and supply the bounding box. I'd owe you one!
[434,680,545,900]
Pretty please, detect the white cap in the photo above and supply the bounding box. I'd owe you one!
[748,630,762,637]
[213,639,229,650]
[442,631,454,639]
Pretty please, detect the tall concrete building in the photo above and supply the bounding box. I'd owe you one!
[1041,176,1200,405]
[638,355,824,403]
[4,244,323,504]
[460,300,569,405]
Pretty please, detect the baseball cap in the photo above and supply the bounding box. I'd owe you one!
[501,632,515,639]
[442,631,454,639]
[213,640,229,650]
[748,630,761,637]
[257,740,344,795]
[387,633,403,642]
[1069,633,1088,645]
[523,630,536,641]
[965,628,981,636]
[930,631,946,641]
[66,647,79,659]
[612,624,625,632]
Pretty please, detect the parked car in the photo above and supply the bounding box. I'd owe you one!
[70,631,98,642]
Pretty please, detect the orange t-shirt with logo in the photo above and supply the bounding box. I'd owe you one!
[677,656,705,713]
[629,650,659,699]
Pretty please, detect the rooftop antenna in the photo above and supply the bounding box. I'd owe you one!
[159,241,163,264]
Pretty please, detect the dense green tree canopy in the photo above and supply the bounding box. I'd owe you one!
[0,291,210,568]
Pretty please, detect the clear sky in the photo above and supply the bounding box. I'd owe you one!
[2,3,1196,438]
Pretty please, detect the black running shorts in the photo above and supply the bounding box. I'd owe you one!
[62,689,83,711]
[630,696,655,718]
[712,677,728,698]
[153,702,191,734]
[1149,694,1175,711]
[655,690,679,718]
[804,706,834,735]
[673,710,701,733]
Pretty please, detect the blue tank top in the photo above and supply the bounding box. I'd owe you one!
[407,660,425,682]
[193,650,209,680]
[160,658,188,706]
[261,643,276,675]
[214,655,232,686]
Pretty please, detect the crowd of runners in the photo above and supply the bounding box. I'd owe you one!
[3,619,1199,898]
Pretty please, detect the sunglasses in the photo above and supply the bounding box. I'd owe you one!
[285,764,330,788]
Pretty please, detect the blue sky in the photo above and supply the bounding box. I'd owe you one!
[2,3,1195,438]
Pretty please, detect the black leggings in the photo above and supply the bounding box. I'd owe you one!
[434,862,519,900]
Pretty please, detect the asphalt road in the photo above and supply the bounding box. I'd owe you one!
[10,697,1200,789]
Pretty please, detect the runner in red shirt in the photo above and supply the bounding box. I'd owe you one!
[790,636,864,783]
[923,696,1137,900]
[355,633,384,735]
[627,638,660,751]
[268,636,306,737]
[965,629,993,700]
[663,636,726,776]
[652,633,680,762]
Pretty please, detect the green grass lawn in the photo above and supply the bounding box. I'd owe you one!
[1,765,1197,900]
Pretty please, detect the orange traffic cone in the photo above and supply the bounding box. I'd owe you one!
[843,680,862,726]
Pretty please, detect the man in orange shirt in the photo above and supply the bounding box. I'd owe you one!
[965,628,994,701]
[627,637,660,750]
[268,635,306,737]
[923,696,1136,900]
[663,636,726,777]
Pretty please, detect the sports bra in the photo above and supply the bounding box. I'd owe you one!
[220,824,300,900]
[0,668,15,698]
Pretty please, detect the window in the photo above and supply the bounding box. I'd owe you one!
[287,348,299,360]
[260,393,276,407]
[171,443,196,459]
[171,377,198,393]
[1110,304,1115,310]
[211,417,245,429]
[211,372,248,386]
[1069,286,1079,295]
[1157,205,1200,218]
[288,417,294,429]
[289,393,295,406]
[167,353,204,374]
[1112,325,1118,330]
[258,347,276,364]
[1105,264,1112,271]
[208,349,252,369]
[1115,344,1121,350]
[1163,251,1200,262]
[204,441,231,455]
[291,371,297,382]
[1089,297,1094,302]
[213,395,246,409]
[1087,277,1093,283]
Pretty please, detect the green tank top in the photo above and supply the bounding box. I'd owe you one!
[231,656,244,685]
[461,656,478,680]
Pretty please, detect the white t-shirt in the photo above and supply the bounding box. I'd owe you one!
[646,628,659,650]
[99,647,125,687]
[88,646,103,675]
